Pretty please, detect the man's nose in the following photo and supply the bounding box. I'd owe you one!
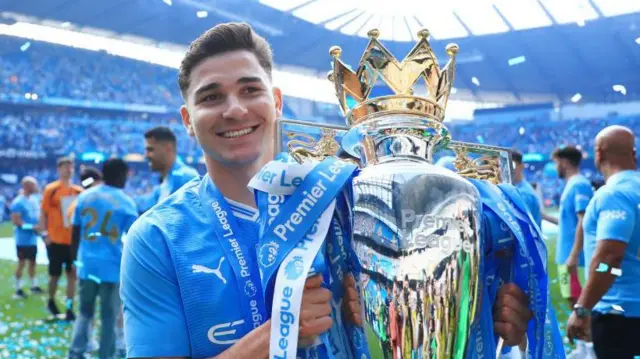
[222,95,249,120]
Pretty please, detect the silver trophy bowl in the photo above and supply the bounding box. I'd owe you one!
[343,114,483,359]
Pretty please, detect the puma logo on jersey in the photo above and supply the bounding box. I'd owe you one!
[192,257,227,284]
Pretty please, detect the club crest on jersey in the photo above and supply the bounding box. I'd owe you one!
[244,280,257,298]
[258,241,279,268]
[284,256,305,280]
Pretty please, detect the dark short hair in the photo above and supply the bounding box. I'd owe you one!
[511,151,523,164]
[552,146,583,167]
[178,22,273,99]
[144,126,177,145]
[102,158,129,188]
[80,167,102,188]
[57,156,73,167]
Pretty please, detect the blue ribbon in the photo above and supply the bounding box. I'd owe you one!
[467,179,554,359]
[256,156,357,302]
[199,176,267,335]
[252,154,367,359]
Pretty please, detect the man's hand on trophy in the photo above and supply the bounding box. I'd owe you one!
[493,283,534,346]
[298,275,333,347]
[342,274,363,326]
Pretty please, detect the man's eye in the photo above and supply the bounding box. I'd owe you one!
[244,86,261,94]
[202,94,221,102]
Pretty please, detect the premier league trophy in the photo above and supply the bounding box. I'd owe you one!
[262,27,562,359]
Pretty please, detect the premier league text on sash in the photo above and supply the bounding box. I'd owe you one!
[263,159,349,242]
[250,156,359,359]
[211,198,264,330]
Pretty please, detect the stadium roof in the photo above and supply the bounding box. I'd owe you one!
[2,0,640,104]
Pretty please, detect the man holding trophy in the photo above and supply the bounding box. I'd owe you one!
[120,22,561,359]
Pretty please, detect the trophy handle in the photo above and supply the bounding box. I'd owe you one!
[275,119,349,163]
[447,141,515,185]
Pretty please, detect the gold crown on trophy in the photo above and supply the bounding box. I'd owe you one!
[328,28,459,126]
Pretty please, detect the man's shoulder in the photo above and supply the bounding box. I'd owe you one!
[128,178,206,243]
[43,181,60,193]
[10,195,24,208]
[173,163,200,179]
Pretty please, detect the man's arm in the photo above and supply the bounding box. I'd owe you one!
[542,212,558,225]
[566,212,585,272]
[37,188,50,235]
[577,240,626,310]
[577,193,633,310]
[11,212,24,227]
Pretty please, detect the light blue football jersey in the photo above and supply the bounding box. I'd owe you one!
[10,194,40,246]
[557,174,593,265]
[121,176,262,358]
[72,184,138,283]
[583,170,640,317]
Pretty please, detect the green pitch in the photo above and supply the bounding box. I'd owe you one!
[0,222,12,238]
[0,230,568,358]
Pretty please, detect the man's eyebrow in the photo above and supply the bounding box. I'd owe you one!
[237,76,264,84]
[194,82,220,98]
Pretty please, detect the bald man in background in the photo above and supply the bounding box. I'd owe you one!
[567,125,640,358]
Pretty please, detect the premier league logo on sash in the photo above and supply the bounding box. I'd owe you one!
[255,26,563,359]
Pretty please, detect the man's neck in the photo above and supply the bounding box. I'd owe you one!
[59,177,71,186]
[205,158,268,208]
[565,168,579,181]
[513,172,523,185]
[160,156,177,179]
[604,163,635,182]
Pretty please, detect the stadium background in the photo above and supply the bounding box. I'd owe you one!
[0,0,639,357]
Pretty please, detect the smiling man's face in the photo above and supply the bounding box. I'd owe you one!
[180,50,282,168]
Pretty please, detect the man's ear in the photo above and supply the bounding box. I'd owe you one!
[180,105,195,137]
[273,87,283,118]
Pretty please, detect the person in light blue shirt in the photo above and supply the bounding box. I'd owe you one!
[136,126,199,213]
[512,151,542,228]
[547,145,596,359]
[68,158,138,359]
[10,176,44,298]
[120,23,533,359]
[567,126,640,358]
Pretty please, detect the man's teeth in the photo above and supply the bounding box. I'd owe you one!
[221,127,255,138]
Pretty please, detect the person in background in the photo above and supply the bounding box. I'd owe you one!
[66,166,103,354]
[68,158,138,359]
[567,126,640,358]
[10,176,44,298]
[512,151,542,227]
[39,157,84,320]
[135,126,199,213]
[546,146,595,359]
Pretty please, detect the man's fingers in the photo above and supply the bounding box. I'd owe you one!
[302,287,332,305]
[305,275,324,289]
[344,285,359,301]
[494,291,533,322]
[494,305,528,333]
[343,273,356,288]
[497,283,529,306]
[494,322,526,347]
[300,304,331,322]
[299,316,333,338]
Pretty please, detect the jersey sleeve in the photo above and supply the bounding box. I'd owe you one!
[10,197,24,215]
[595,192,636,244]
[120,220,190,358]
[573,182,593,213]
[41,186,52,213]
